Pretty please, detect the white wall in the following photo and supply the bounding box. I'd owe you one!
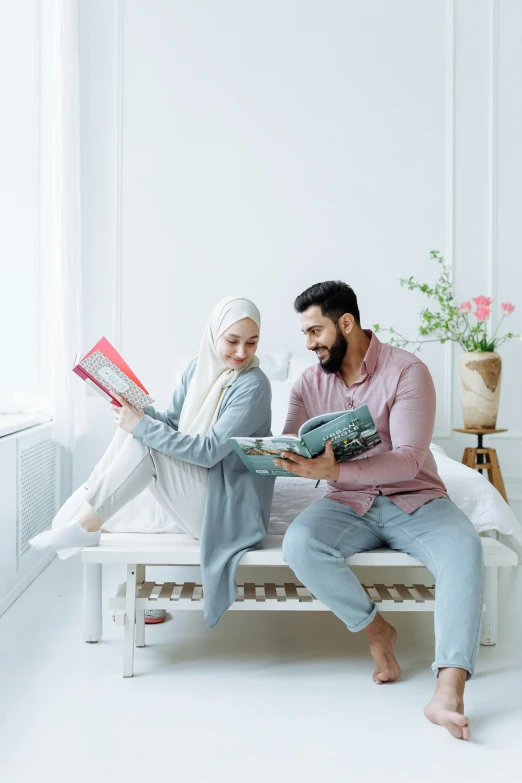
[0,1,41,397]
[75,0,522,518]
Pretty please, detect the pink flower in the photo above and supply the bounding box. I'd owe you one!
[475,305,491,321]
[459,301,472,315]
[501,302,515,315]
[473,295,492,307]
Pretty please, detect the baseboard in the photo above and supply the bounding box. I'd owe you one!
[0,552,55,618]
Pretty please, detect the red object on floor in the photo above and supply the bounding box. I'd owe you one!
[145,611,166,624]
[112,610,166,624]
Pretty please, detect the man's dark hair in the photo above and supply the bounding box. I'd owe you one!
[293,281,361,326]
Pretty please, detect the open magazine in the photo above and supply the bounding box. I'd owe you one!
[230,405,381,477]
[72,336,154,409]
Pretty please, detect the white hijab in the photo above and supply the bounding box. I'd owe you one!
[178,296,261,436]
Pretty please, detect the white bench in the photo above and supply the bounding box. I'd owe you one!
[81,533,517,677]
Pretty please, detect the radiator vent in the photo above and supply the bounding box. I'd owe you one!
[18,438,58,557]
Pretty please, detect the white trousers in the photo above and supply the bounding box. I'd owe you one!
[83,427,207,539]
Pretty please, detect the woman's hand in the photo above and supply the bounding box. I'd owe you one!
[110,391,144,434]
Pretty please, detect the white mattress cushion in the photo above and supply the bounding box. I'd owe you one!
[430,444,522,544]
[104,445,522,545]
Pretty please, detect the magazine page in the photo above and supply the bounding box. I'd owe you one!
[301,405,381,461]
[298,410,347,437]
[229,436,310,477]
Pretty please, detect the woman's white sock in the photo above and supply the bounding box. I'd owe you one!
[29,517,101,552]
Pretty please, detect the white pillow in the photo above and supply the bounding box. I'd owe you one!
[270,378,295,435]
[430,446,522,544]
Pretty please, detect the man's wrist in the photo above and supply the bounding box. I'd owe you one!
[329,463,340,481]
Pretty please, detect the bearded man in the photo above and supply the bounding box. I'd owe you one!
[275,281,483,741]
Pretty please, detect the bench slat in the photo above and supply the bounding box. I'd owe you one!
[157,583,175,601]
[244,583,256,601]
[373,584,396,602]
[284,583,299,601]
[393,584,417,601]
[137,582,156,601]
[180,582,196,601]
[264,584,278,601]
[413,584,435,601]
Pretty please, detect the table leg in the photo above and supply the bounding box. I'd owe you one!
[83,563,102,643]
[481,566,497,646]
[488,449,508,503]
[462,447,475,469]
[135,564,146,648]
[123,564,137,678]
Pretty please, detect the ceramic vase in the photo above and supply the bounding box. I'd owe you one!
[458,351,502,429]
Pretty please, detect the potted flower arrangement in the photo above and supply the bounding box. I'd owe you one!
[373,251,519,429]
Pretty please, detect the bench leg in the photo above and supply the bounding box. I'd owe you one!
[83,563,102,643]
[481,566,497,646]
[135,565,146,648]
[123,564,137,677]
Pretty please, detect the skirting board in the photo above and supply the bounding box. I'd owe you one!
[0,551,55,618]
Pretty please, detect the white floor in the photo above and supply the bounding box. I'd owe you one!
[1,558,521,783]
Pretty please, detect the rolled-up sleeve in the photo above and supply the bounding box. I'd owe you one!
[336,363,436,485]
[133,375,271,468]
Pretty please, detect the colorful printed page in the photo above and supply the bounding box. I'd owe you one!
[81,337,148,392]
[74,337,154,409]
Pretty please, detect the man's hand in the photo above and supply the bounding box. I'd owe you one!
[273,440,340,481]
[110,391,144,434]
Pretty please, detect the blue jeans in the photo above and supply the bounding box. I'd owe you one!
[282,496,484,678]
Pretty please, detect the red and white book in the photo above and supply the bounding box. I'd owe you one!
[73,337,154,409]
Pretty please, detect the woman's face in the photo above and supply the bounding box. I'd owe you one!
[216,317,259,369]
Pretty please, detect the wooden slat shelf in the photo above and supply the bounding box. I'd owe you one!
[110,580,440,613]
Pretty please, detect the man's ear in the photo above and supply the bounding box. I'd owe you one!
[339,313,355,335]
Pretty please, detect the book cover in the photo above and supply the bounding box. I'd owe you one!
[72,337,154,409]
[229,405,381,477]
[229,436,311,477]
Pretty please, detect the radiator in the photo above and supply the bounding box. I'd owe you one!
[17,424,61,567]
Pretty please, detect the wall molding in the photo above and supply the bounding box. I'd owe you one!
[35,0,42,396]
[487,2,521,444]
[114,0,124,353]
[488,0,499,331]
[505,475,522,502]
[434,0,456,439]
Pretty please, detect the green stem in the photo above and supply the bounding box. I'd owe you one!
[489,313,505,343]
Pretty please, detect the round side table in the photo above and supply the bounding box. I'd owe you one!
[453,428,508,503]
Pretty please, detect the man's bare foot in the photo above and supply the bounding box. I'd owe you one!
[424,668,470,740]
[363,614,401,684]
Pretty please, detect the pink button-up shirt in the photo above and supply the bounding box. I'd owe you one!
[282,330,448,515]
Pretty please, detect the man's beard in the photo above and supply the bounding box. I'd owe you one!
[316,328,348,374]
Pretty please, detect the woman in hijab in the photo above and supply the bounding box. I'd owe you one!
[30,296,274,627]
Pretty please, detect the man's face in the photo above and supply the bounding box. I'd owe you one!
[300,306,348,374]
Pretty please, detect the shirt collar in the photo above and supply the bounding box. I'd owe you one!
[360,329,380,378]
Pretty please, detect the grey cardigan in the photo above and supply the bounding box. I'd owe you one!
[132,359,275,628]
